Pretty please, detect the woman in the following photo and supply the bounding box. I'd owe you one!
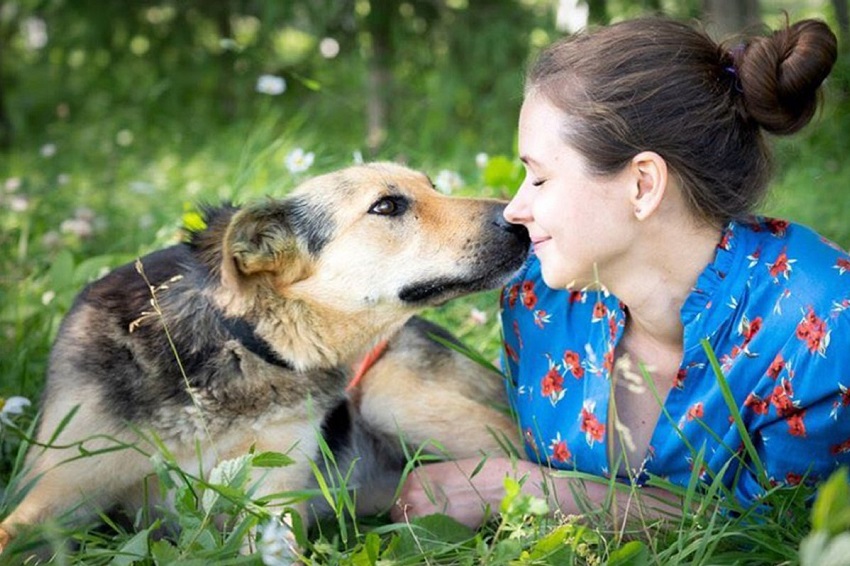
[392,16,850,528]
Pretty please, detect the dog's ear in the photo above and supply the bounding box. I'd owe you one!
[224,200,312,284]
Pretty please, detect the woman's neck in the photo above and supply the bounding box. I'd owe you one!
[608,219,722,350]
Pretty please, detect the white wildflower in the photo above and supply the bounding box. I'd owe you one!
[9,196,29,212]
[475,152,489,169]
[4,177,21,192]
[0,396,31,426]
[40,143,56,158]
[60,218,93,238]
[116,129,134,147]
[41,230,61,249]
[259,517,298,566]
[256,74,286,96]
[434,169,463,194]
[352,150,364,164]
[22,17,47,50]
[57,173,70,185]
[41,290,55,305]
[285,148,314,174]
[469,308,488,326]
[319,37,340,59]
[74,207,95,222]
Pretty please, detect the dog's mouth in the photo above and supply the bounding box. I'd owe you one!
[398,276,493,304]
[398,254,528,305]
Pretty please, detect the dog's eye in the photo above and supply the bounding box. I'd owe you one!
[368,196,408,217]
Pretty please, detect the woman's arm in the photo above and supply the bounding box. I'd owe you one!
[390,456,683,529]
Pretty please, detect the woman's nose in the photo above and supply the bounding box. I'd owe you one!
[503,183,531,225]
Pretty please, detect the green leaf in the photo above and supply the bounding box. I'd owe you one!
[607,540,650,566]
[811,467,850,534]
[110,527,150,565]
[253,451,295,468]
[150,539,180,564]
[387,514,476,559]
[524,524,576,564]
[182,210,207,232]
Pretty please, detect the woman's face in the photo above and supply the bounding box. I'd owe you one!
[504,94,636,290]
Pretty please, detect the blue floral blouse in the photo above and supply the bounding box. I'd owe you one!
[500,218,850,506]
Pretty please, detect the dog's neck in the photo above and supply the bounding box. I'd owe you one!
[213,283,408,372]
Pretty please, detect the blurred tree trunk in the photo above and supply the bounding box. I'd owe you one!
[834,0,849,51]
[0,2,11,150]
[0,51,10,150]
[702,0,760,38]
[365,0,394,155]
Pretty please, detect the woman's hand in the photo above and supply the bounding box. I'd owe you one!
[390,456,684,529]
[390,457,543,529]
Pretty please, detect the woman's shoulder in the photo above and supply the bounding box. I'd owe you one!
[732,217,850,297]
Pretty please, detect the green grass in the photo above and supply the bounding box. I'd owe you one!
[2,77,850,564]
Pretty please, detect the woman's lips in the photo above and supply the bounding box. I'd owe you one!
[531,236,551,252]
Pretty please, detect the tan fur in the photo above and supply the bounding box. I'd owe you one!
[358,355,520,457]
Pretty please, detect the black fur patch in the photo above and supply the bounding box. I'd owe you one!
[283,196,336,256]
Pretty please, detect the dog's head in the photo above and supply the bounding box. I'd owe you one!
[219,162,529,364]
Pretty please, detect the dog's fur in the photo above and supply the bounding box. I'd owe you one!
[0,162,527,554]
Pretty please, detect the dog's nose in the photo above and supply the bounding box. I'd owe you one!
[493,210,529,240]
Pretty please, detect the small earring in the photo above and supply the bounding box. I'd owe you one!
[635,207,642,215]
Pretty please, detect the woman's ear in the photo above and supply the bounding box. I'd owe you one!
[629,151,668,221]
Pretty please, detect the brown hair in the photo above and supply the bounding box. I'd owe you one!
[526,17,837,225]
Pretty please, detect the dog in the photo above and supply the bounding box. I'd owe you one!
[0,162,527,556]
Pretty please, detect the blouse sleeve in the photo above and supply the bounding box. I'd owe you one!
[732,306,850,506]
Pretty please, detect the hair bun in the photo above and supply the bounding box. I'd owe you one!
[738,19,837,135]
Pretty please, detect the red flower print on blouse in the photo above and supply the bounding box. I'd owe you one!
[603,349,614,374]
[674,368,687,390]
[830,437,850,456]
[744,393,769,415]
[835,257,850,275]
[591,301,608,322]
[563,350,584,379]
[504,342,519,363]
[550,436,572,463]
[786,411,807,437]
[533,309,551,329]
[766,218,789,237]
[686,402,704,422]
[795,308,828,354]
[521,280,537,310]
[608,316,618,340]
[766,354,784,380]
[580,402,606,445]
[569,290,586,304]
[741,315,762,347]
[768,248,795,281]
[785,472,803,486]
[769,378,798,417]
[747,246,761,268]
[718,230,732,251]
[540,367,564,398]
[505,283,520,308]
[512,320,523,349]
[830,383,850,420]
